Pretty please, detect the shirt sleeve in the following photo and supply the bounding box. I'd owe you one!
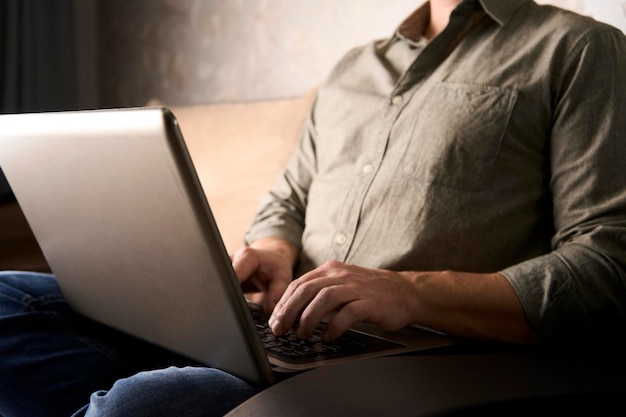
[501,27,626,345]
[244,99,319,250]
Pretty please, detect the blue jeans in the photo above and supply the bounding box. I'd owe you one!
[0,271,259,417]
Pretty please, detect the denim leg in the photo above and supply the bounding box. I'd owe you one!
[74,366,258,417]
[0,271,239,417]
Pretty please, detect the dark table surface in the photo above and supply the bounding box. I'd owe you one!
[226,348,626,417]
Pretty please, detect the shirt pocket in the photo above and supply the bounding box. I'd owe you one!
[402,82,518,191]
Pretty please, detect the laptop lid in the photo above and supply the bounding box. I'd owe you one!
[0,107,455,385]
[0,107,275,386]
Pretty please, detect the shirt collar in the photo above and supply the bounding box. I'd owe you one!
[396,2,430,44]
[397,0,531,41]
[479,0,530,25]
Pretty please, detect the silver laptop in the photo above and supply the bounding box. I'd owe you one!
[0,107,453,386]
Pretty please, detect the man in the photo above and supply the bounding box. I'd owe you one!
[1,0,625,416]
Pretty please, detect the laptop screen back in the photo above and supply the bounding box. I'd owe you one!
[0,107,275,386]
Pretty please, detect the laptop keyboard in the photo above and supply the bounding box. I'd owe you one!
[251,309,403,362]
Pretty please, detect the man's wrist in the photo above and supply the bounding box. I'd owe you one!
[396,270,539,345]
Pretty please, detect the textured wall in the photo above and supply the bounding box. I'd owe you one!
[98,0,420,107]
[98,0,626,108]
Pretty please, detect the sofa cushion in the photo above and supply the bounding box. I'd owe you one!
[171,94,313,253]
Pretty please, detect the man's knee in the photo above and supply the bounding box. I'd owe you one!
[84,366,258,417]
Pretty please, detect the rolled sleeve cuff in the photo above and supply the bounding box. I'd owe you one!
[500,253,573,343]
[244,220,303,251]
[500,244,626,345]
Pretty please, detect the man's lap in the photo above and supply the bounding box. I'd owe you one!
[0,271,257,417]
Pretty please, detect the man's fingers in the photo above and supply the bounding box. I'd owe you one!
[270,262,355,336]
[297,285,358,339]
[269,261,414,341]
[323,300,371,341]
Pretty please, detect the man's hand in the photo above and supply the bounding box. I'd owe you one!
[230,237,298,314]
[268,260,539,345]
[269,260,420,342]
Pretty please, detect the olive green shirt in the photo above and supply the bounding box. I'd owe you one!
[245,0,626,344]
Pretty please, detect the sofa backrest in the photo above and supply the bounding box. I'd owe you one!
[171,93,315,253]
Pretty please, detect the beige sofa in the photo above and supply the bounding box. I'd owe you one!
[0,92,315,271]
[171,92,314,253]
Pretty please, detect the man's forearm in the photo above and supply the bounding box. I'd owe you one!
[401,270,539,345]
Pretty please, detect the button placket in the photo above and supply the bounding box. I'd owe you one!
[325,91,409,262]
[391,95,404,106]
[335,234,347,246]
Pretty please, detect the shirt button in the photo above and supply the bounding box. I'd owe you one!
[335,234,347,245]
[391,95,403,106]
[362,164,374,174]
